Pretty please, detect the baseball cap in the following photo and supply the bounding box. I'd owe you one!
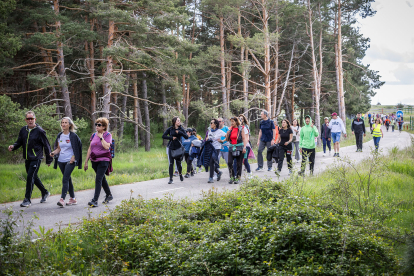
[305,115,311,119]
[324,117,329,120]
[186,128,193,133]
[192,128,197,132]
[331,112,338,116]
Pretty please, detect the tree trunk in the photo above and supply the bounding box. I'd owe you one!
[337,0,346,123]
[133,74,139,149]
[161,79,168,147]
[244,49,249,115]
[276,42,295,119]
[118,73,129,141]
[142,72,151,152]
[220,16,228,119]
[53,0,72,118]
[89,19,96,128]
[102,20,115,119]
[272,8,279,119]
[182,75,188,127]
[335,44,342,116]
[263,0,271,113]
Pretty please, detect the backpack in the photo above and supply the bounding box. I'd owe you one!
[91,132,115,158]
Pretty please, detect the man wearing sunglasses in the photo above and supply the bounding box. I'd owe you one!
[8,111,53,207]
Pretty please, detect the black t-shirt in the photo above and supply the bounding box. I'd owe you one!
[279,128,293,148]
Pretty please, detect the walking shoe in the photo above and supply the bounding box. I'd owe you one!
[184,173,190,178]
[333,153,337,157]
[329,151,331,156]
[20,198,31,208]
[103,194,113,204]
[233,179,240,184]
[228,178,234,184]
[248,172,253,179]
[179,174,184,181]
[190,171,194,177]
[274,169,281,176]
[288,170,292,175]
[267,167,272,172]
[255,167,264,172]
[337,153,340,158]
[88,199,98,207]
[168,178,174,184]
[66,198,77,206]
[323,153,326,157]
[174,171,179,177]
[57,198,65,207]
[208,178,214,183]
[40,191,50,203]
[217,171,223,181]
[198,167,203,173]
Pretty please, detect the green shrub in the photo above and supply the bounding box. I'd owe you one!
[0,178,402,275]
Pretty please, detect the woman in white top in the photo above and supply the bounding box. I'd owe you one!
[205,119,226,183]
[291,119,301,162]
[50,117,82,207]
[239,114,252,178]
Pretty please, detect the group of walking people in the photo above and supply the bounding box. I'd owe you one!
[9,111,114,208]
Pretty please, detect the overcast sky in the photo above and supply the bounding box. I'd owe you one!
[358,0,414,105]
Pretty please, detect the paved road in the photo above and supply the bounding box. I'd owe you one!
[1,128,411,233]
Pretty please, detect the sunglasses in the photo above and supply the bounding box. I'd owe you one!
[95,123,103,127]
[210,122,215,124]
[26,117,35,120]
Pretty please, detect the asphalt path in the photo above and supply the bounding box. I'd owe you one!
[1,128,411,233]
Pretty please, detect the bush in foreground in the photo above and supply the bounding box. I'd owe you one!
[1,178,402,275]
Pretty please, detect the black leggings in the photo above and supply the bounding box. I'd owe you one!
[58,161,76,199]
[209,149,221,178]
[184,153,193,174]
[91,161,111,201]
[228,152,243,179]
[168,148,182,178]
[278,145,293,171]
[300,148,316,173]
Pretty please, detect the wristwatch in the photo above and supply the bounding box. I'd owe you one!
[100,137,103,141]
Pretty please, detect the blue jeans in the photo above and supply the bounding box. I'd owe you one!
[322,137,331,153]
[373,136,381,151]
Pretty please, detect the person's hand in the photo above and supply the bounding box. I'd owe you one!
[311,122,314,127]
[97,132,103,139]
[328,138,331,141]
[284,142,289,146]
[175,130,179,134]
[257,141,260,146]
[70,156,75,164]
[352,131,354,135]
[8,145,14,152]
[173,136,177,140]
[50,151,55,157]
[47,164,51,167]
[364,133,366,137]
[299,148,302,153]
[271,140,275,146]
[242,148,246,154]
[344,134,347,138]
[84,163,88,171]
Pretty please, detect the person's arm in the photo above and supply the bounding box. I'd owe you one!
[351,120,354,133]
[40,131,53,165]
[242,129,248,153]
[313,125,319,137]
[271,128,276,145]
[9,129,23,151]
[257,129,262,146]
[97,132,111,150]
[327,120,332,129]
[362,120,366,135]
[284,133,293,146]
[341,119,347,136]
[84,143,91,171]
[162,128,173,141]
[51,143,61,156]
[181,129,189,140]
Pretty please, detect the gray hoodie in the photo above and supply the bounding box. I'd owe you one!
[328,117,347,134]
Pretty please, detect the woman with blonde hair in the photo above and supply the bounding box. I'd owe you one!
[50,117,82,207]
[239,114,253,178]
[84,117,114,207]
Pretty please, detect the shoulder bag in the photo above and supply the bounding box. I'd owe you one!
[171,139,185,160]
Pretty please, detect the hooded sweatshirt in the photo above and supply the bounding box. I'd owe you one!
[299,118,319,149]
[351,117,366,134]
[328,117,347,134]
[182,135,198,153]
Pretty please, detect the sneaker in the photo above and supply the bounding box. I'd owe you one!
[184,173,190,178]
[323,153,326,157]
[66,198,77,206]
[337,153,340,158]
[190,171,194,177]
[296,159,299,163]
[267,167,272,172]
[288,170,292,175]
[333,153,337,157]
[174,171,179,177]
[179,174,184,181]
[20,198,31,208]
[256,167,264,172]
[198,168,203,173]
[329,151,331,156]
[275,170,281,176]
[217,171,223,181]
[233,179,240,184]
[213,176,218,180]
[168,178,173,184]
[88,199,98,207]
[57,198,65,207]
[228,178,234,184]
[208,178,214,183]
[356,149,359,152]
[248,172,253,179]
[102,194,113,204]
[40,191,50,203]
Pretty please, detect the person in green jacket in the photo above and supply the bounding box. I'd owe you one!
[299,115,319,176]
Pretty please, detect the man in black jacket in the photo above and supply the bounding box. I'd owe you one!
[8,111,53,207]
[351,112,366,152]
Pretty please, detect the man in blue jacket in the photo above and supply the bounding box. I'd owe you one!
[8,111,53,207]
[182,128,198,178]
[256,110,276,172]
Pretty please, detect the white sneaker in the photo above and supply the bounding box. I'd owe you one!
[329,151,331,156]
[213,176,217,180]
[248,172,253,179]
[323,153,326,157]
